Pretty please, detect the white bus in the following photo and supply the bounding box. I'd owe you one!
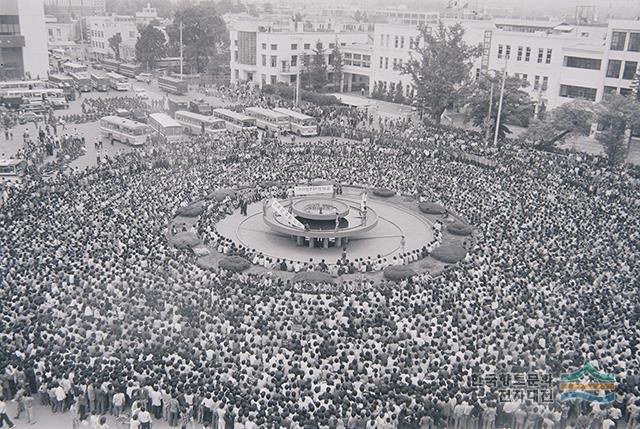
[0,159,26,177]
[0,80,46,96]
[100,116,152,146]
[106,72,130,91]
[62,62,88,74]
[5,88,67,110]
[148,113,184,144]
[272,107,319,136]
[244,107,289,132]
[175,110,226,136]
[212,108,257,133]
[69,72,92,92]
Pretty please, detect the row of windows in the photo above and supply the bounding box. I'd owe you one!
[559,84,597,101]
[91,41,106,49]
[512,73,549,92]
[564,56,601,70]
[0,15,20,36]
[344,53,371,68]
[254,42,337,51]
[375,80,414,96]
[378,56,403,70]
[378,34,417,50]
[91,29,105,38]
[610,31,640,52]
[604,86,637,97]
[605,60,638,80]
[498,45,552,64]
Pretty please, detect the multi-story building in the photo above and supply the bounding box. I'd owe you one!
[0,0,48,80]
[374,9,440,27]
[229,19,369,87]
[135,3,159,26]
[44,0,105,17]
[601,20,640,98]
[87,14,138,61]
[46,15,79,44]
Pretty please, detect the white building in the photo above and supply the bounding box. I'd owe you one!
[0,0,48,80]
[229,19,369,87]
[46,15,79,44]
[87,14,138,61]
[135,3,159,26]
[44,0,105,16]
[601,20,640,98]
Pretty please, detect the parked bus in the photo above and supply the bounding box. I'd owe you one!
[62,62,88,74]
[106,72,130,91]
[100,116,152,146]
[0,80,46,95]
[244,107,289,133]
[148,113,184,143]
[188,99,213,116]
[175,110,226,136]
[158,76,188,95]
[0,159,26,178]
[3,88,67,111]
[272,107,318,136]
[48,74,75,101]
[90,72,109,92]
[101,58,120,73]
[118,63,141,78]
[213,109,257,133]
[69,72,92,92]
[167,96,189,116]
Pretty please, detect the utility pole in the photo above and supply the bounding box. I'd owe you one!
[295,66,300,106]
[493,56,508,147]
[179,21,183,77]
[484,82,494,144]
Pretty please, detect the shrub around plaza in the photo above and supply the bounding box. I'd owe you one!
[292,271,336,284]
[447,222,473,236]
[218,256,251,273]
[176,201,205,217]
[431,245,467,264]
[171,232,201,250]
[207,188,236,202]
[419,202,447,215]
[372,188,395,198]
[383,265,416,281]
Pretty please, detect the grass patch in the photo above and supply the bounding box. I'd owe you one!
[431,245,467,264]
[383,265,416,281]
[419,202,447,215]
[218,256,251,272]
[447,222,473,236]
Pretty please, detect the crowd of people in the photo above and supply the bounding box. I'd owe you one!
[1,89,639,429]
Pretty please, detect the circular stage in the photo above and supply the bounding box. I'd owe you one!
[215,189,435,263]
[291,198,350,220]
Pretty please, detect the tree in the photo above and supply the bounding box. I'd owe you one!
[523,100,594,150]
[595,94,640,165]
[465,74,533,142]
[309,41,328,91]
[330,44,343,91]
[108,32,122,60]
[263,2,274,13]
[166,2,229,74]
[353,10,366,22]
[393,81,405,104]
[631,72,640,101]
[136,24,167,71]
[401,21,481,124]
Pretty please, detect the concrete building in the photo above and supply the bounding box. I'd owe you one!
[135,3,159,26]
[229,19,369,87]
[601,20,640,98]
[44,0,105,17]
[87,14,138,61]
[46,15,79,44]
[0,0,48,80]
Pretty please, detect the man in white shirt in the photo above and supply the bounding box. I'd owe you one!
[0,400,16,428]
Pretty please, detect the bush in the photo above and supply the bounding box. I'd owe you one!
[207,188,236,202]
[292,271,336,284]
[175,201,205,217]
[447,222,473,236]
[431,245,467,264]
[171,232,201,249]
[383,265,416,281]
[218,256,251,273]
[372,188,395,198]
[419,202,447,215]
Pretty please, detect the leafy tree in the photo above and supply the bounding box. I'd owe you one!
[166,1,229,74]
[300,53,312,90]
[393,81,405,104]
[108,32,123,60]
[330,44,343,91]
[523,100,594,150]
[631,72,640,100]
[595,94,640,165]
[309,41,328,91]
[401,21,481,124]
[353,10,366,22]
[136,24,167,71]
[465,74,533,142]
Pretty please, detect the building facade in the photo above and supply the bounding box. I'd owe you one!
[44,0,105,17]
[0,0,48,80]
[601,20,640,98]
[87,14,138,61]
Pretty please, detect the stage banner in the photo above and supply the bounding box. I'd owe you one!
[294,185,333,196]
[271,199,305,229]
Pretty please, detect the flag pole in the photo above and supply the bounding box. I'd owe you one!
[493,56,508,147]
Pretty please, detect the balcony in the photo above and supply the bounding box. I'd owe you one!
[0,35,26,48]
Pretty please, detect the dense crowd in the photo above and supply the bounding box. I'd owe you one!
[1,101,639,429]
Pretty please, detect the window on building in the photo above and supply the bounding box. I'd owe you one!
[542,76,548,91]
[234,51,238,61]
[545,49,552,64]
[610,31,627,51]
[262,55,266,66]
[291,55,297,67]
[533,75,540,90]
[393,58,397,69]
[270,75,276,85]
[386,35,390,47]
[409,37,414,49]
[385,57,389,69]
[400,36,405,49]
[270,56,277,67]
[525,47,531,62]
[517,46,523,61]
[622,61,638,79]
[329,43,335,49]
[497,45,503,59]
[523,73,528,82]
[234,39,238,46]
[380,34,384,45]
[628,33,640,52]
[606,60,622,78]
[379,56,384,68]
[476,68,481,79]
[270,44,277,50]
[505,45,511,59]
[394,36,399,48]
[262,43,267,49]
[563,56,601,70]
[235,69,239,79]
[559,84,597,101]
[603,86,618,95]
[537,48,544,63]
[620,88,633,97]
[291,43,297,50]
[304,43,310,50]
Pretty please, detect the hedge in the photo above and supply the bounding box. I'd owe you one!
[419,202,447,215]
[431,245,467,264]
[206,188,236,202]
[447,222,473,236]
[176,201,205,217]
[218,256,251,273]
[171,232,201,249]
[292,271,336,284]
[372,188,395,198]
[383,265,416,281]
[262,84,339,106]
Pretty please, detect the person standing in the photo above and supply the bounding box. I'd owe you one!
[0,399,15,428]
